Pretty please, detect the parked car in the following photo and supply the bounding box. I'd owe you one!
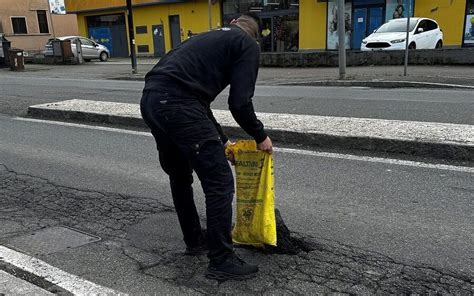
[43,36,110,62]
[361,17,443,51]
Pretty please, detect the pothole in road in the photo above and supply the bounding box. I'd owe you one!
[238,209,315,255]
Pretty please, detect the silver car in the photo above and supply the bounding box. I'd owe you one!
[43,36,110,62]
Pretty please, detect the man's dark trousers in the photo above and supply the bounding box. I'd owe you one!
[140,90,234,263]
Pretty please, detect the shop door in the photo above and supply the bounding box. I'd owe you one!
[352,8,367,49]
[169,15,181,49]
[368,7,383,35]
[86,14,128,57]
[261,17,273,52]
[152,25,166,57]
[110,24,128,57]
[88,27,112,55]
[352,6,384,49]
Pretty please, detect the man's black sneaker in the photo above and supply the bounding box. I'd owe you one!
[205,255,258,281]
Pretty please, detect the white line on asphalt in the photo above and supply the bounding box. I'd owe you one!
[0,246,124,295]
[0,270,53,295]
[14,117,474,173]
[276,147,473,173]
[15,117,151,137]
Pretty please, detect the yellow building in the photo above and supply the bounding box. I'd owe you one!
[65,0,221,57]
[65,0,473,57]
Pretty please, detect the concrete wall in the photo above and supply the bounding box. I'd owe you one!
[0,0,78,53]
[260,48,474,67]
[51,14,79,37]
[299,1,327,51]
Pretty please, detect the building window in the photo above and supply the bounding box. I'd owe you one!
[37,10,49,34]
[136,26,147,34]
[137,45,149,53]
[11,17,27,34]
[222,0,299,52]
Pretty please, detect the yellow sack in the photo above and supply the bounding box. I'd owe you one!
[226,140,277,247]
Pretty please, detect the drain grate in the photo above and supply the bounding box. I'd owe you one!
[5,226,101,256]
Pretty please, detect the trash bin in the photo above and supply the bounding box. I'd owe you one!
[8,48,24,71]
[52,39,63,57]
[61,39,73,59]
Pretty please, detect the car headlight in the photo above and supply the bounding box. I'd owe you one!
[390,39,406,44]
[362,40,368,44]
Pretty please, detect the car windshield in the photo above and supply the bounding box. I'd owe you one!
[376,20,417,33]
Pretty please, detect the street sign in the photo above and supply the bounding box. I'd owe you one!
[49,0,66,14]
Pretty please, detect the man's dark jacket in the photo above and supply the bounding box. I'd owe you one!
[144,25,267,144]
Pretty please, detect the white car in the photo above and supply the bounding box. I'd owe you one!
[361,17,443,51]
[43,36,110,62]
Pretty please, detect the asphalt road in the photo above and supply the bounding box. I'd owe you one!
[1,115,472,294]
[1,76,473,125]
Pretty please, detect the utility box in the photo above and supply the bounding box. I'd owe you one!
[52,39,74,63]
[0,34,11,67]
[61,39,73,59]
[52,40,63,57]
[9,48,25,71]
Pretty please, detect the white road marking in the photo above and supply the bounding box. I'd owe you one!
[275,147,473,174]
[14,117,474,173]
[15,117,151,137]
[0,270,53,295]
[0,246,124,295]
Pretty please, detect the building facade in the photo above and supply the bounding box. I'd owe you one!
[64,0,471,57]
[0,0,78,56]
[65,0,222,57]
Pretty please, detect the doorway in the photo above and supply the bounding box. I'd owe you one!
[169,15,181,49]
[87,13,128,57]
[259,13,299,52]
[352,6,384,49]
[152,25,165,57]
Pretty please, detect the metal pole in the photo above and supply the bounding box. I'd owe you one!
[208,0,212,30]
[47,0,56,39]
[403,1,411,76]
[126,0,138,74]
[337,0,346,80]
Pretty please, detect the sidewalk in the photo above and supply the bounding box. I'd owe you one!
[27,99,474,161]
[6,60,474,88]
[106,59,474,88]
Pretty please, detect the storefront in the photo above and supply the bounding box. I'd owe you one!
[86,13,128,57]
[222,0,299,52]
[464,0,474,46]
[66,0,221,57]
[326,0,414,50]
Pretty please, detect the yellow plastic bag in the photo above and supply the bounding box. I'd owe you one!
[226,140,277,247]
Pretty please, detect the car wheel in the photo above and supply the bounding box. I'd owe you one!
[408,42,416,50]
[435,40,443,49]
[99,52,108,62]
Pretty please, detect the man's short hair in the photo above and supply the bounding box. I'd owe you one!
[241,12,262,32]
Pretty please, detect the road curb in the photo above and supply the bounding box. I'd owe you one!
[281,80,474,89]
[107,76,474,89]
[27,100,474,161]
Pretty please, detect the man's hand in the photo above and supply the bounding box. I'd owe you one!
[224,140,236,165]
[257,136,273,154]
